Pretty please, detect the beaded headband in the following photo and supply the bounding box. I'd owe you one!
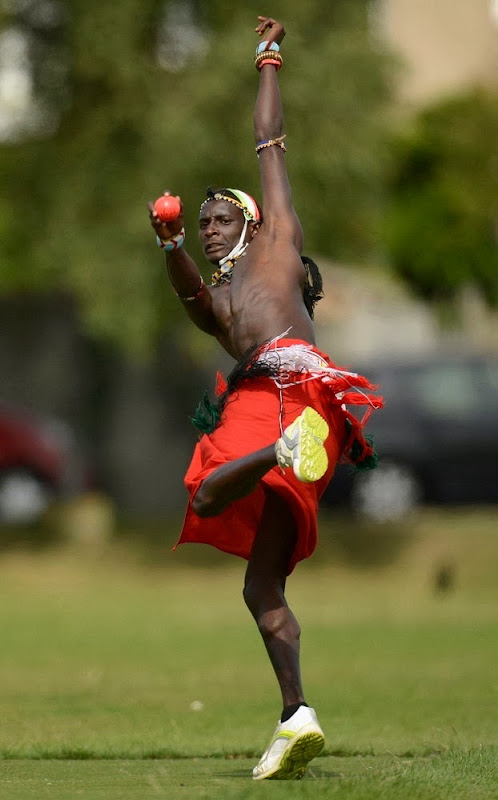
[200,189,261,223]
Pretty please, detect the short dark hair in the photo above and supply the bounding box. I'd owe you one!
[301,256,324,319]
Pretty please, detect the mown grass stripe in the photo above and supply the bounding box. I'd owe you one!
[0,746,452,761]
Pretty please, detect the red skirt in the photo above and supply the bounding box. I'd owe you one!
[175,340,380,574]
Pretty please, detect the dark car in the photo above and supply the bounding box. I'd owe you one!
[322,352,498,520]
[0,406,86,524]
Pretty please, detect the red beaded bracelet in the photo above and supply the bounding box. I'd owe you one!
[257,57,282,70]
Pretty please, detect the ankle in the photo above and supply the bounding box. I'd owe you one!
[280,701,308,722]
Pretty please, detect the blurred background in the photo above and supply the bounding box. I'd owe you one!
[0,0,497,549]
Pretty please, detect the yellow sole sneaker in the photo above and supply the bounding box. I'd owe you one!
[276,407,329,483]
[268,730,325,780]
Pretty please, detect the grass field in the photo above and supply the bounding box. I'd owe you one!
[0,508,497,799]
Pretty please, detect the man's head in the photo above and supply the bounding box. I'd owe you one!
[199,188,262,265]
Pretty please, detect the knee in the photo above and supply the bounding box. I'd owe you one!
[242,578,261,617]
[191,486,217,518]
[243,580,301,640]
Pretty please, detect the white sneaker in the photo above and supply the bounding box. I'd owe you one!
[252,705,325,781]
[275,407,329,483]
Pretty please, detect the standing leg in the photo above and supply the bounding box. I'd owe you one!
[243,490,304,709]
[244,490,325,781]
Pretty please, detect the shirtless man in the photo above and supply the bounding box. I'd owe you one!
[149,16,381,781]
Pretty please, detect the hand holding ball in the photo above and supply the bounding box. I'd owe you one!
[154,194,181,222]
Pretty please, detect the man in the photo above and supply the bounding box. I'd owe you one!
[149,16,381,781]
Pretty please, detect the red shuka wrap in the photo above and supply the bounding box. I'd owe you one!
[175,339,382,574]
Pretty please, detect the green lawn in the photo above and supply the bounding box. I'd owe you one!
[0,509,496,798]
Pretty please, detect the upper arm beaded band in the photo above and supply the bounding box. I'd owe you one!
[255,134,287,155]
[174,277,205,302]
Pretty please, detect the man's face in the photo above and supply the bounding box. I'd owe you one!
[199,199,248,264]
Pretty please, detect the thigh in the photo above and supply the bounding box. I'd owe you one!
[245,488,298,592]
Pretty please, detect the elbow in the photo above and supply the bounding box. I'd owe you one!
[254,123,284,144]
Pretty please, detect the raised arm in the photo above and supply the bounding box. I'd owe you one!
[254,16,302,248]
[148,194,218,334]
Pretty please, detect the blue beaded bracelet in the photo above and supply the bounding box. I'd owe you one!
[156,227,185,252]
[256,40,280,54]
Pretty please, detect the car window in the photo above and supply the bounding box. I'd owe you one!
[485,361,498,396]
[404,362,486,420]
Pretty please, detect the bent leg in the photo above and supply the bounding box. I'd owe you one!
[192,444,277,517]
[243,490,305,708]
[192,405,330,518]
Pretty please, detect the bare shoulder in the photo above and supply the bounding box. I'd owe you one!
[248,224,305,284]
[259,205,303,253]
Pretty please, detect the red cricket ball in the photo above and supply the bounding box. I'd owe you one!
[154,195,181,222]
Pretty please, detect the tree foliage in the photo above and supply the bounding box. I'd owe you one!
[384,90,498,306]
[0,0,394,352]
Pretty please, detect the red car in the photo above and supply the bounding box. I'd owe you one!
[0,406,83,524]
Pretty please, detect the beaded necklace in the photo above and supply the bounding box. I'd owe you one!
[211,248,247,286]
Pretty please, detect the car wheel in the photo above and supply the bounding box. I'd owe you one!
[350,461,423,521]
[0,470,53,525]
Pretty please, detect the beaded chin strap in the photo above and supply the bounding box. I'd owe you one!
[210,221,248,286]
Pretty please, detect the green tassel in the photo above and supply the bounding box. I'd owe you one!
[350,434,379,472]
[190,393,221,434]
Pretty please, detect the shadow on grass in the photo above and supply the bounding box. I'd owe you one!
[218,763,345,780]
